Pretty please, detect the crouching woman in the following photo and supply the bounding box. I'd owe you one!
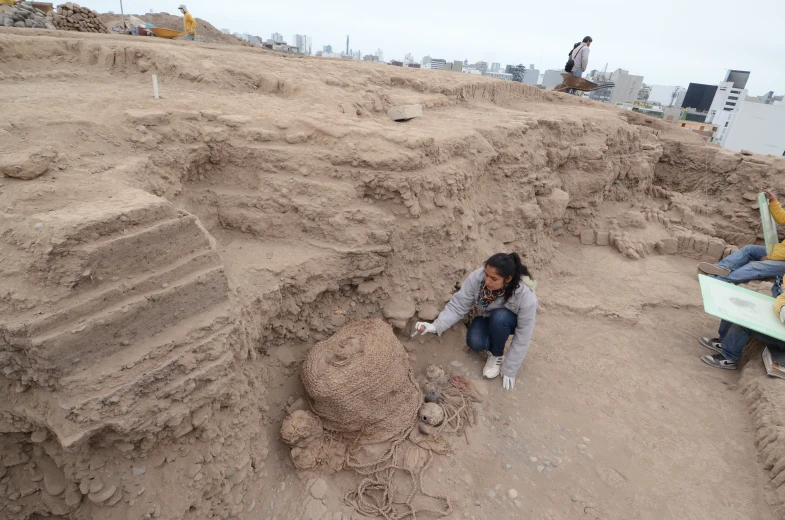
[414,252,538,391]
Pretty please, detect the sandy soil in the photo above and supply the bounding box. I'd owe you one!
[1,27,785,520]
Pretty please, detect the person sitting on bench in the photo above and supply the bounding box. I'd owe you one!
[699,190,785,284]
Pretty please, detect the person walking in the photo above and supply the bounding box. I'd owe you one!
[178,4,196,41]
[412,253,538,391]
[569,37,592,78]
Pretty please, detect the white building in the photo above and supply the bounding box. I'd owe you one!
[609,69,644,105]
[648,85,687,107]
[485,71,513,81]
[720,101,785,156]
[404,53,414,65]
[426,59,447,70]
[542,69,566,89]
[461,67,482,75]
[706,82,747,145]
[376,48,384,63]
[491,62,501,73]
[522,67,540,86]
[271,32,284,43]
[292,34,312,55]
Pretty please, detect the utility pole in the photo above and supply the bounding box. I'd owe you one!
[119,0,125,28]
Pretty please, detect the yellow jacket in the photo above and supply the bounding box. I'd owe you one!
[183,12,196,35]
[774,293,785,318]
[0,0,18,5]
[769,201,785,261]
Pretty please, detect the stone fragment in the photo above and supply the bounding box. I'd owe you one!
[0,147,58,180]
[124,110,170,126]
[31,429,48,443]
[383,295,416,321]
[309,478,328,499]
[508,489,518,499]
[303,498,328,520]
[595,230,610,246]
[580,230,596,245]
[661,237,678,255]
[740,149,753,156]
[88,484,117,505]
[387,104,423,121]
[537,189,570,222]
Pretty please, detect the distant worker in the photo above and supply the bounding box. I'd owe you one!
[565,36,592,95]
[698,189,785,283]
[411,253,538,391]
[178,4,196,41]
[699,284,785,370]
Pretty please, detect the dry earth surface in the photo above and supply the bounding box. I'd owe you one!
[2,25,785,520]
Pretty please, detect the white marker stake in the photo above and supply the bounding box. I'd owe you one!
[152,74,160,99]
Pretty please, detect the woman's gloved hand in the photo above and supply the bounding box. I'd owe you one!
[411,322,437,338]
[503,375,515,391]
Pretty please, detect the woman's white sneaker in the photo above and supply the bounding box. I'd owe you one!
[483,354,504,379]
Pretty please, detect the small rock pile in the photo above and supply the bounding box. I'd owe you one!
[52,2,108,33]
[0,2,55,29]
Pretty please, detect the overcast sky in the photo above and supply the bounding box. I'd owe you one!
[95,0,783,94]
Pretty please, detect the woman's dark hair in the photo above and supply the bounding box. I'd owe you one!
[583,36,593,43]
[485,252,533,302]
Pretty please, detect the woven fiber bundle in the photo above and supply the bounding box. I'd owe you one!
[300,319,421,444]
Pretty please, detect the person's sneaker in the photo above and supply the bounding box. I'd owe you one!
[699,337,722,353]
[698,263,731,277]
[700,353,738,370]
[483,354,504,379]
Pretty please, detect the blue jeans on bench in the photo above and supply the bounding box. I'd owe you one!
[714,245,785,284]
[466,308,517,357]
[718,319,785,363]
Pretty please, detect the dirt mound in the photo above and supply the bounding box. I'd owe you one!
[98,11,246,45]
[1,28,785,519]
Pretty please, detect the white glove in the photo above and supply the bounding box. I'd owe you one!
[780,306,785,323]
[411,322,437,338]
[503,375,515,391]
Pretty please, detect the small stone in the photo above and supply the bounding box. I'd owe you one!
[514,500,522,508]
[508,489,518,499]
[34,223,44,230]
[552,457,563,467]
[571,496,581,503]
[577,444,587,451]
[88,484,117,505]
[450,361,463,367]
[89,480,104,494]
[387,104,423,122]
[587,453,595,461]
[487,491,496,500]
[582,437,590,443]
[529,457,538,463]
[31,429,48,443]
[133,466,147,477]
[474,501,481,506]
[537,465,545,473]
[543,460,551,467]
[119,215,128,222]
[309,478,327,499]
[505,464,511,470]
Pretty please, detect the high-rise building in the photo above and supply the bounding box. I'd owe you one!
[491,62,501,73]
[346,35,349,56]
[324,45,332,53]
[421,55,432,67]
[587,69,643,105]
[522,67,540,86]
[376,49,384,62]
[404,53,414,65]
[476,61,488,73]
[427,58,447,70]
[292,34,312,55]
[271,32,284,43]
[720,99,785,155]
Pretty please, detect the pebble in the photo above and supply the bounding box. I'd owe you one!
[537,465,545,473]
[474,501,481,506]
[582,437,590,443]
[508,489,518,499]
[89,479,104,494]
[494,484,501,491]
[309,478,328,500]
[31,429,48,443]
[529,457,538,463]
[133,466,147,477]
[119,215,128,222]
[451,361,463,367]
[505,464,511,470]
[34,222,43,230]
[577,444,587,451]
[552,457,563,467]
[587,454,595,461]
[514,500,522,508]
[487,491,495,499]
[571,496,581,502]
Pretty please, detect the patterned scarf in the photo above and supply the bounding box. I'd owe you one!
[478,283,506,307]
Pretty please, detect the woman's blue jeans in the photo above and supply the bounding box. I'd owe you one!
[466,308,517,357]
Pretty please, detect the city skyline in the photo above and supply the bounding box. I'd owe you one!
[90,0,784,96]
